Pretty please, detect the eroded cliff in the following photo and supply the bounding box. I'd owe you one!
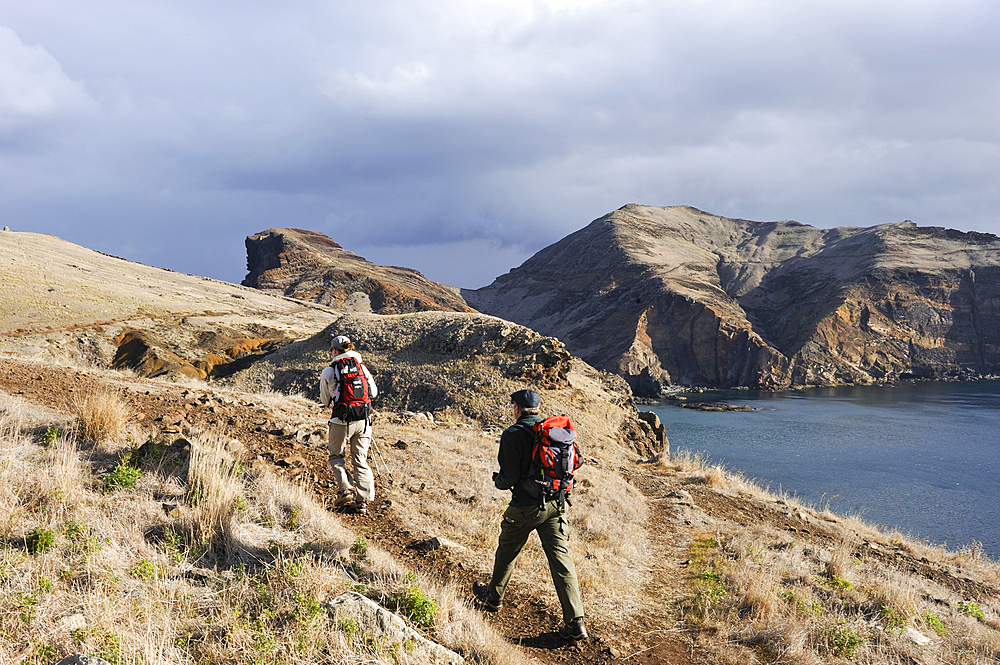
[465,205,1000,392]
[243,228,475,314]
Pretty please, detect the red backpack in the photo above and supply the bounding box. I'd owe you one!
[517,415,583,508]
[332,357,372,422]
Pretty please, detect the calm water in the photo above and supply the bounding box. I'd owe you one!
[647,380,1000,559]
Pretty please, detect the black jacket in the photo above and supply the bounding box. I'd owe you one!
[493,414,543,507]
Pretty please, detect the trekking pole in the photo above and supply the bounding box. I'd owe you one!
[370,436,394,485]
[369,454,383,484]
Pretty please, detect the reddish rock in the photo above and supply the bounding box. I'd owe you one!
[242,228,476,314]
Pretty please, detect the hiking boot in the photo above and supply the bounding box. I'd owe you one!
[472,581,502,611]
[333,490,354,508]
[353,501,368,515]
[558,618,588,640]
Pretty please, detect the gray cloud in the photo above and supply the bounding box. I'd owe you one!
[1,1,999,288]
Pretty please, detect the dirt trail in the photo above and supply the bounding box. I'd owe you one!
[0,359,700,664]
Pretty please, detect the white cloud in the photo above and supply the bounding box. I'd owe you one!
[0,26,95,136]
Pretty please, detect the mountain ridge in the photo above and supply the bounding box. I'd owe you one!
[466,204,1000,393]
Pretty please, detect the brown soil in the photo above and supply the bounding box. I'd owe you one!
[3,357,997,663]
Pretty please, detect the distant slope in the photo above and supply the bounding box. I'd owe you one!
[465,205,1000,392]
[0,229,338,378]
[243,228,475,314]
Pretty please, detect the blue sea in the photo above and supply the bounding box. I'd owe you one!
[647,380,1000,559]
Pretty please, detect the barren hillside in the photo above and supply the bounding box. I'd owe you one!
[1,227,999,665]
[466,205,1000,393]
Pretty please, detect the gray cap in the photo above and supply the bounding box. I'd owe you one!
[511,389,540,409]
[330,335,351,351]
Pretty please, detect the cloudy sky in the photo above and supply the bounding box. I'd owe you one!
[2,1,998,288]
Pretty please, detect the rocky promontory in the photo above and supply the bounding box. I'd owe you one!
[243,228,475,314]
[465,205,1000,393]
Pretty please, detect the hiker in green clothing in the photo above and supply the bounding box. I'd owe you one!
[472,389,588,640]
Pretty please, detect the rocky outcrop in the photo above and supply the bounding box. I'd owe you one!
[221,310,666,457]
[465,205,1000,392]
[112,329,289,380]
[325,592,464,664]
[243,228,475,314]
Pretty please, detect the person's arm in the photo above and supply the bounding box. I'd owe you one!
[319,367,332,407]
[493,428,524,490]
[331,365,341,403]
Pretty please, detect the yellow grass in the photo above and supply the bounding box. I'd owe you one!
[0,415,532,664]
[73,388,134,450]
[662,450,1000,665]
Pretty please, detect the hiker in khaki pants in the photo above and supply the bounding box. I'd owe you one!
[319,335,377,513]
[472,389,587,640]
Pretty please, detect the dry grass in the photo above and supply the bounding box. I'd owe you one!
[0,413,532,665]
[666,463,1000,665]
[375,422,654,622]
[73,388,134,450]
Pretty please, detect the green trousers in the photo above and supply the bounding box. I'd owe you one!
[488,501,584,624]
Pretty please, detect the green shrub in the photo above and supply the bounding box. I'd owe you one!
[40,426,61,447]
[25,527,56,555]
[104,458,142,492]
[390,586,438,628]
[820,575,854,592]
[957,600,984,619]
[350,536,368,560]
[829,622,864,659]
[130,559,157,580]
[922,612,948,636]
[337,617,360,637]
[63,519,86,540]
[880,605,906,634]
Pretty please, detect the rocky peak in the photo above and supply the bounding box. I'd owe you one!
[243,228,475,315]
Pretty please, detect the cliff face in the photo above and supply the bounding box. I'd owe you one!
[243,229,475,315]
[465,205,1000,392]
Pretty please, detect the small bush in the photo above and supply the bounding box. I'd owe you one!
[104,458,142,492]
[880,605,906,634]
[25,527,56,555]
[828,622,864,659]
[350,537,368,560]
[957,600,984,619]
[337,617,360,637]
[923,611,948,636]
[820,574,854,592]
[40,426,61,447]
[130,559,157,580]
[390,586,438,628]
